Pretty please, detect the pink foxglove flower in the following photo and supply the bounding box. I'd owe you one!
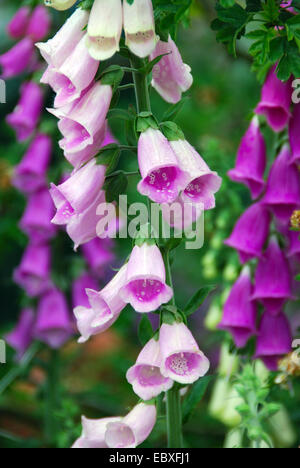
[20,189,56,244]
[6,81,43,141]
[252,237,293,315]
[72,274,99,309]
[137,128,187,203]
[13,244,51,297]
[74,265,127,343]
[170,138,222,209]
[228,117,266,199]
[5,309,35,360]
[0,39,35,79]
[159,322,210,384]
[72,417,122,448]
[123,0,158,58]
[255,312,291,371]
[82,238,115,276]
[225,202,271,263]
[161,196,203,231]
[150,36,193,104]
[120,243,173,313]
[127,337,174,400]
[34,289,73,348]
[26,5,51,41]
[219,266,257,348]
[262,145,300,223]
[7,7,31,39]
[289,103,300,164]
[255,65,292,132]
[86,0,123,60]
[50,159,106,225]
[12,133,52,194]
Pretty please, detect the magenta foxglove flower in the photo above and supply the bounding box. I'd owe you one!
[255,312,291,371]
[34,289,73,348]
[225,202,271,263]
[36,8,88,68]
[219,266,257,348]
[5,308,35,360]
[170,139,222,209]
[255,66,292,132]
[228,117,266,199]
[14,244,51,297]
[7,7,30,39]
[262,145,300,223]
[20,189,56,244]
[286,229,300,261]
[123,0,158,58]
[161,195,203,231]
[159,322,210,384]
[50,159,106,225]
[289,103,300,164]
[127,337,174,400]
[252,237,293,315]
[72,274,99,309]
[120,243,173,313]
[26,6,51,41]
[72,417,122,448]
[41,35,99,108]
[137,128,188,203]
[0,38,35,79]
[86,0,123,60]
[150,36,193,104]
[74,265,127,343]
[12,133,52,194]
[6,81,43,141]
[81,238,115,276]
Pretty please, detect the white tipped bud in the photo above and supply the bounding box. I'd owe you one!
[44,0,77,11]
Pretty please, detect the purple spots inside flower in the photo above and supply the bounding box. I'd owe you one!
[57,200,74,223]
[129,279,163,304]
[166,352,201,376]
[105,422,135,448]
[184,174,215,202]
[145,166,178,202]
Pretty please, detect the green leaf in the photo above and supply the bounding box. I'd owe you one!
[216,3,249,27]
[182,376,212,424]
[220,0,236,7]
[105,173,128,203]
[246,0,262,12]
[286,14,300,41]
[160,121,185,141]
[262,0,280,22]
[138,315,154,346]
[96,144,121,175]
[107,108,134,121]
[269,37,284,62]
[162,97,189,121]
[277,41,300,80]
[139,53,170,75]
[100,65,124,93]
[184,286,215,316]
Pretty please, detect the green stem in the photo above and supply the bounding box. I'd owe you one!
[129,55,151,114]
[44,349,60,446]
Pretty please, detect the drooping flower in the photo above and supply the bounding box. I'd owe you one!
[26,5,51,41]
[150,36,193,104]
[159,322,210,384]
[218,266,257,348]
[72,417,122,448]
[72,273,99,309]
[13,244,51,297]
[0,38,35,79]
[224,202,271,263]
[255,65,292,132]
[12,133,52,194]
[34,288,73,348]
[86,0,123,60]
[262,145,300,223]
[44,0,78,11]
[123,0,158,58]
[137,128,188,203]
[127,337,174,400]
[81,238,115,276]
[289,103,300,165]
[228,116,266,199]
[252,237,293,315]
[20,189,56,244]
[170,138,222,209]
[255,312,292,371]
[120,243,173,313]
[6,81,43,141]
[5,308,35,360]
[160,195,203,231]
[7,7,31,39]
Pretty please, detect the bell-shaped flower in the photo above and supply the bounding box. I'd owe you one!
[5,309,35,360]
[224,202,271,263]
[50,159,106,225]
[0,38,35,79]
[44,0,78,11]
[72,273,99,309]
[26,5,51,42]
[6,81,43,141]
[123,0,157,58]
[12,133,52,194]
[262,145,300,223]
[289,103,300,164]
[34,288,73,348]
[72,417,122,448]
[159,322,210,384]
[286,229,300,261]
[13,244,51,297]
[86,0,123,60]
[74,265,127,343]
[120,243,173,313]
[20,189,56,244]
[170,138,222,209]
[228,117,266,199]
[7,7,31,39]
[252,237,293,315]
[127,337,174,400]
[82,238,115,276]
[219,266,257,348]
[255,66,292,132]
[161,195,203,231]
[255,312,291,371]
[150,36,193,104]
[137,128,188,203]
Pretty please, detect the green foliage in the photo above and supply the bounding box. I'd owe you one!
[182,376,212,423]
[138,315,154,346]
[184,286,215,317]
